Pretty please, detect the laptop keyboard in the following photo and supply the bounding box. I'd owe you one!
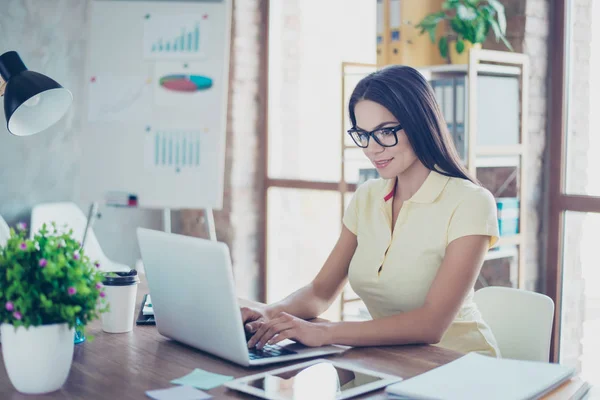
[246,332,297,360]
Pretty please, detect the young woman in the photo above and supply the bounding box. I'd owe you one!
[242,65,501,357]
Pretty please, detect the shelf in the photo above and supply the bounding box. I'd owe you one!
[475,155,520,168]
[476,145,523,156]
[343,285,360,302]
[417,63,522,77]
[342,300,371,321]
[485,245,518,261]
[342,313,371,322]
[343,297,363,303]
[497,234,522,247]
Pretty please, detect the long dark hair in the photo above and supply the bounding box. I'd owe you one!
[348,65,476,183]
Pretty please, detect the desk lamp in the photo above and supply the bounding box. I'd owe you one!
[0,50,78,343]
[0,51,72,136]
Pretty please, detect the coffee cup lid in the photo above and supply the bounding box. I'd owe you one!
[102,269,140,286]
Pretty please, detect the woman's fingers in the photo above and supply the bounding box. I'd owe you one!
[267,330,292,346]
[254,321,295,349]
[247,314,291,348]
[245,318,264,333]
[241,307,262,325]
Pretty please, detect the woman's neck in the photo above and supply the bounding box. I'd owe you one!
[394,161,431,202]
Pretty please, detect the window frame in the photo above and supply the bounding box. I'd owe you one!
[546,0,600,362]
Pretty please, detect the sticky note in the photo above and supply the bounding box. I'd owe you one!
[146,385,212,400]
[170,368,233,390]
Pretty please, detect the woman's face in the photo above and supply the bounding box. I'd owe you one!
[353,100,418,179]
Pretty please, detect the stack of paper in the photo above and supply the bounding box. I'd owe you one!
[170,368,233,390]
[143,294,154,316]
[385,353,575,400]
[146,385,211,400]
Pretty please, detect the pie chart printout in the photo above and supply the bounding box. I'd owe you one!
[159,74,213,92]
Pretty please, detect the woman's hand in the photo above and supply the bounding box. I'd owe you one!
[246,312,332,349]
[240,306,271,333]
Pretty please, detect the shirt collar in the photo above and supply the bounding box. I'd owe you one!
[382,169,451,204]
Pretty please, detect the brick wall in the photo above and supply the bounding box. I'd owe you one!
[179,0,266,300]
[522,0,551,293]
[559,0,593,373]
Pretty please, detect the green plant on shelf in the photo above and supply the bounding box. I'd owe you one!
[416,0,513,59]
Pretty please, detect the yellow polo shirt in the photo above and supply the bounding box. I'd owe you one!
[343,170,501,357]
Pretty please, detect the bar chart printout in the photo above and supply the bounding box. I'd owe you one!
[145,129,202,173]
[144,15,208,60]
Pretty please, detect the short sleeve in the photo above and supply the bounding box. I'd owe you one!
[342,189,360,235]
[447,188,499,248]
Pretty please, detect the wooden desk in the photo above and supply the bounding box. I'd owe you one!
[0,277,591,399]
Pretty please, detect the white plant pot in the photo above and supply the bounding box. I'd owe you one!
[1,323,74,394]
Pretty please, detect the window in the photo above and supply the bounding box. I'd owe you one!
[548,1,600,387]
[265,0,375,320]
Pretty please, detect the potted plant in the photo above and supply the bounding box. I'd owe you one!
[416,0,513,64]
[0,222,107,394]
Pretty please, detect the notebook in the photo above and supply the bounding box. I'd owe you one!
[385,353,575,400]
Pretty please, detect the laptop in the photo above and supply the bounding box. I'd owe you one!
[136,228,348,367]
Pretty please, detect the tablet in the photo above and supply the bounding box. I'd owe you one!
[224,358,402,399]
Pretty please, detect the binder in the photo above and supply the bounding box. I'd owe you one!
[376,0,387,66]
[378,0,446,67]
[453,77,467,161]
[431,77,467,162]
[385,352,575,400]
[387,0,402,65]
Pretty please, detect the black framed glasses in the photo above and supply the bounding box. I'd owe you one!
[347,124,403,148]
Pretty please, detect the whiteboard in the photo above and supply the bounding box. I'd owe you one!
[81,0,231,210]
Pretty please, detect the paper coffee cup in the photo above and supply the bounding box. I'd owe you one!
[100,271,140,333]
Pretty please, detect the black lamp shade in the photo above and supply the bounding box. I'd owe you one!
[0,51,72,136]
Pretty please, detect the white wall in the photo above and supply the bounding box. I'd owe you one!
[0,0,162,267]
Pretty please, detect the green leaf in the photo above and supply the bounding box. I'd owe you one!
[450,17,465,35]
[489,17,502,40]
[456,38,465,54]
[439,36,449,58]
[426,27,437,43]
[457,4,477,20]
[416,11,446,42]
[488,0,507,33]
[474,19,487,43]
[442,0,460,10]
[489,19,513,51]
[500,34,514,51]
[484,20,491,37]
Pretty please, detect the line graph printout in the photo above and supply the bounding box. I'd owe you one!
[87,75,152,123]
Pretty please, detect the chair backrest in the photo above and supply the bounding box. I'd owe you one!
[0,215,10,248]
[473,286,555,362]
[30,202,111,268]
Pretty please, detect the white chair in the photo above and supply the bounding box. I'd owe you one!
[30,202,129,272]
[473,286,555,362]
[0,215,10,247]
